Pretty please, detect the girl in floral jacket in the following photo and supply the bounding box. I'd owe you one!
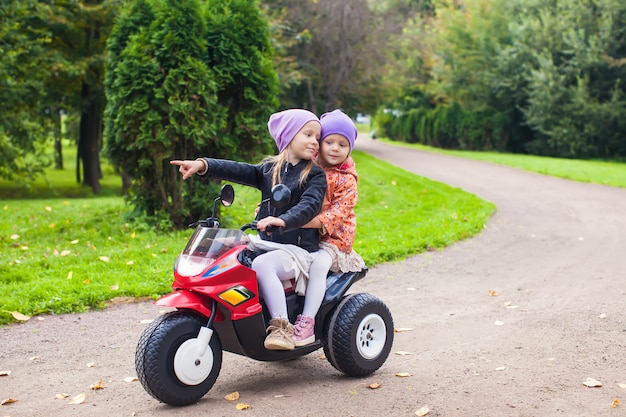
[294,109,366,346]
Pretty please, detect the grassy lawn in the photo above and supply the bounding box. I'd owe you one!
[0,143,496,325]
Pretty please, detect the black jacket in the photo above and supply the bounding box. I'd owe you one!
[201,157,327,252]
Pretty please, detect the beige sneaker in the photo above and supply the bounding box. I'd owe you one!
[264,318,295,350]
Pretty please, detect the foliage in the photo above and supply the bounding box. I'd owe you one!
[0,149,495,324]
[104,0,278,228]
[0,0,53,181]
[376,0,626,160]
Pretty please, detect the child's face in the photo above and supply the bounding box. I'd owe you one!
[287,121,321,162]
[317,134,350,167]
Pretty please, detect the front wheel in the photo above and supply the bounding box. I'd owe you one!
[323,293,394,377]
[135,311,222,406]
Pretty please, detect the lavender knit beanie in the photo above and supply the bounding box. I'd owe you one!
[320,109,358,153]
[267,109,320,153]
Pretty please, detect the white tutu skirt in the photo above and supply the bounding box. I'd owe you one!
[319,241,366,273]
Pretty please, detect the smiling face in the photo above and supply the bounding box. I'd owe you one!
[285,120,321,164]
[317,133,351,167]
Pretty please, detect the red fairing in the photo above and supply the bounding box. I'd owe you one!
[155,291,225,321]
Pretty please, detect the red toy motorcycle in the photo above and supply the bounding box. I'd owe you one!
[135,184,394,406]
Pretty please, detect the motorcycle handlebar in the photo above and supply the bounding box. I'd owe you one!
[240,221,285,234]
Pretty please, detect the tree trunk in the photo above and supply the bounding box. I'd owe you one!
[53,107,64,170]
[78,82,102,194]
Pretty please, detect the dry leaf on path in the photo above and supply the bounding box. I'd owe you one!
[368,383,382,389]
[86,362,96,368]
[488,290,497,296]
[55,393,70,399]
[1,398,17,405]
[583,377,602,387]
[394,327,414,333]
[619,383,626,389]
[395,372,411,378]
[494,320,504,326]
[68,393,86,404]
[90,380,105,390]
[123,376,138,383]
[415,405,430,416]
[395,351,412,356]
[235,403,250,410]
[0,370,11,376]
[224,391,240,401]
[611,398,619,408]
[11,311,31,321]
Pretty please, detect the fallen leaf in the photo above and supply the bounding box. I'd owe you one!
[0,370,10,376]
[140,319,153,324]
[583,377,602,387]
[60,250,71,257]
[86,362,96,368]
[495,367,506,371]
[395,372,411,378]
[126,260,134,265]
[415,405,430,416]
[394,327,414,333]
[494,320,504,326]
[83,278,91,284]
[1,398,17,405]
[611,398,619,408]
[619,383,626,389]
[99,256,110,262]
[29,356,39,361]
[224,391,240,401]
[488,290,497,297]
[70,239,79,245]
[123,376,138,383]
[90,379,105,390]
[395,351,412,356]
[11,311,31,321]
[10,234,19,240]
[45,206,52,212]
[368,383,382,389]
[110,284,119,291]
[598,313,607,319]
[160,248,167,253]
[68,393,85,404]
[235,403,249,410]
[67,271,73,280]
[55,393,70,399]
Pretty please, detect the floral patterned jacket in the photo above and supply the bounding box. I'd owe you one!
[317,156,359,253]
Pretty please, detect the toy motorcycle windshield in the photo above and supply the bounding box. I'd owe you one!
[176,227,250,277]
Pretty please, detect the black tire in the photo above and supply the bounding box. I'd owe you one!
[135,311,222,406]
[322,293,394,377]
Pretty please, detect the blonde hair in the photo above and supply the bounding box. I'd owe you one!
[264,152,316,187]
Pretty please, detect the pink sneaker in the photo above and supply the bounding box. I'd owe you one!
[293,315,315,347]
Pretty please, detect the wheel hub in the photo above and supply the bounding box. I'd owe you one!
[173,338,214,385]
[357,313,387,359]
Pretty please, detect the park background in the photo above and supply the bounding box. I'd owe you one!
[1,0,625,324]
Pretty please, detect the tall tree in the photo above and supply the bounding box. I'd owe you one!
[104,0,278,227]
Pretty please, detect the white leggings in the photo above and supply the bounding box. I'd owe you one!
[251,249,331,320]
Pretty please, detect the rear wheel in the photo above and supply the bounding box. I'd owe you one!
[135,311,222,406]
[322,293,394,376]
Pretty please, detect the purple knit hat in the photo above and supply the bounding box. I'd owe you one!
[268,109,320,153]
[320,109,358,153]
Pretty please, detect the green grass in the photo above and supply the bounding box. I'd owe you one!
[376,139,626,189]
[1,142,498,325]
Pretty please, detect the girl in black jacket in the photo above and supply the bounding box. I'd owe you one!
[171,109,327,351]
